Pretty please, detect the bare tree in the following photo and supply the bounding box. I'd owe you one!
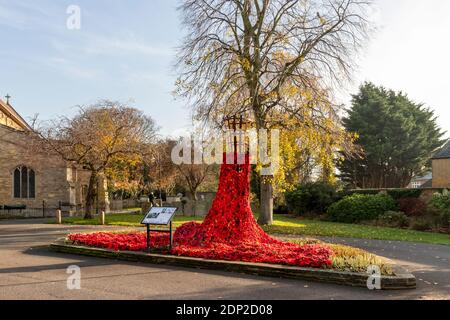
[32,100,158,219]
[144,139,181,201]
[175,0,371,224]
[177,163,214,201]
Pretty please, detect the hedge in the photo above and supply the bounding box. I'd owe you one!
[337,189,422,201]
[285,182,337,215]
[327,193,397,223]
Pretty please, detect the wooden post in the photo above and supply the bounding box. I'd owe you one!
[56,209,62,224]
[169,221,173,249]
[100,211,106,225]
[141,202,152,215]
[146,224,151,252]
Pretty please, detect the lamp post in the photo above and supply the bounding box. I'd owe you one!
[158,152,163,207]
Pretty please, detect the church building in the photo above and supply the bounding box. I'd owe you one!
[0,95,108,215]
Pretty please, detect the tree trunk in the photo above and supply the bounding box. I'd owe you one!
[254,116,274,226]
[189,187,198,216]
[191,188,198,201]
[84,171,97,219]
[258,177,273,225]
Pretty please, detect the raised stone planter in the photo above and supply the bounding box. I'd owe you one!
[49,239,416,290]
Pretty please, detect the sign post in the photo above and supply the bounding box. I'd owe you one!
[141,207,177,251]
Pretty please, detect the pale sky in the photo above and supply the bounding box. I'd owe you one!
[347,0,450,138]
[0,0,449,137]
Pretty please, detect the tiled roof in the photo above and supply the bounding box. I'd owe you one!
[421,179,433,188]
[433,140,450,159]
[411,172,432,182]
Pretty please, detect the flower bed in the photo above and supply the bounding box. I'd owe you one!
[68,231,333,268]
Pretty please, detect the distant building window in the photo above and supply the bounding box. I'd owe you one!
[411,182,422,189]
[71,167,77,182]
[13,166,35,199]
[81,185,88,200]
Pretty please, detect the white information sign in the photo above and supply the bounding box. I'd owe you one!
[141,207,177,225]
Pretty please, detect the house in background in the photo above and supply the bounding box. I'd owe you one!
[432,140,450,188]
[408,172,433,189]
[0,95,109,215]
[407,140,450,189]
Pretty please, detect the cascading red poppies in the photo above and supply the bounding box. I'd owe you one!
[174,153,274,246]
[68,153,333,268]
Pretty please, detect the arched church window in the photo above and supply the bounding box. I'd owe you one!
[29,169,36,198]
[13,168,21,198]
[13,166,36,199]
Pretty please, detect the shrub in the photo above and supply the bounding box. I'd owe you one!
[336,189,422,201]
[326,244,393,275]
[397,198,427,217]
[327,194,397,223]
[274,205,289,215]
[428,189,450,212]
[387,189,422,200]
[336,189,379,200]
[428,190,450,231]
[376,211,409,228]
[410,217,433,231]
[285,182,337,216]
[288,240,393,275]
[440,211,450,230]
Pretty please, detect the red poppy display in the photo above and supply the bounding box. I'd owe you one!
[69,153,333,268]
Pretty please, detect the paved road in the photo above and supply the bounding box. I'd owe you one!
[0,219,449,300]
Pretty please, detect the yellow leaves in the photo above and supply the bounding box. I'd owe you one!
[272,50,298,65]
[272,50,287,61]
[301,90,314,103]
[261,91,279,101]
[268,105,356,193]
[202,48,216,63]
[238,57,251,72]
[281,85,299,98]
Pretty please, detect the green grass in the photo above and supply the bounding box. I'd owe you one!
[51,213,450,246]
[263,215,450,246]
[53,214,203,228]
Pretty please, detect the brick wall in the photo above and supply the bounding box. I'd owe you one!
[0,125,91,209]
[432,158,450,188]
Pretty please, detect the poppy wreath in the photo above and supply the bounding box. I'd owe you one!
[69,153,333,268]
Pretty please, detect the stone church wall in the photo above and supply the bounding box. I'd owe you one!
[0,125,88,209]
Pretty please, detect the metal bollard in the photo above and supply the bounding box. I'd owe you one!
[56,209,62,224]
[100,211,106,225]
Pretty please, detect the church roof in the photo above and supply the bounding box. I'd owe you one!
[432,140,450,160]
[0,97,32,131]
